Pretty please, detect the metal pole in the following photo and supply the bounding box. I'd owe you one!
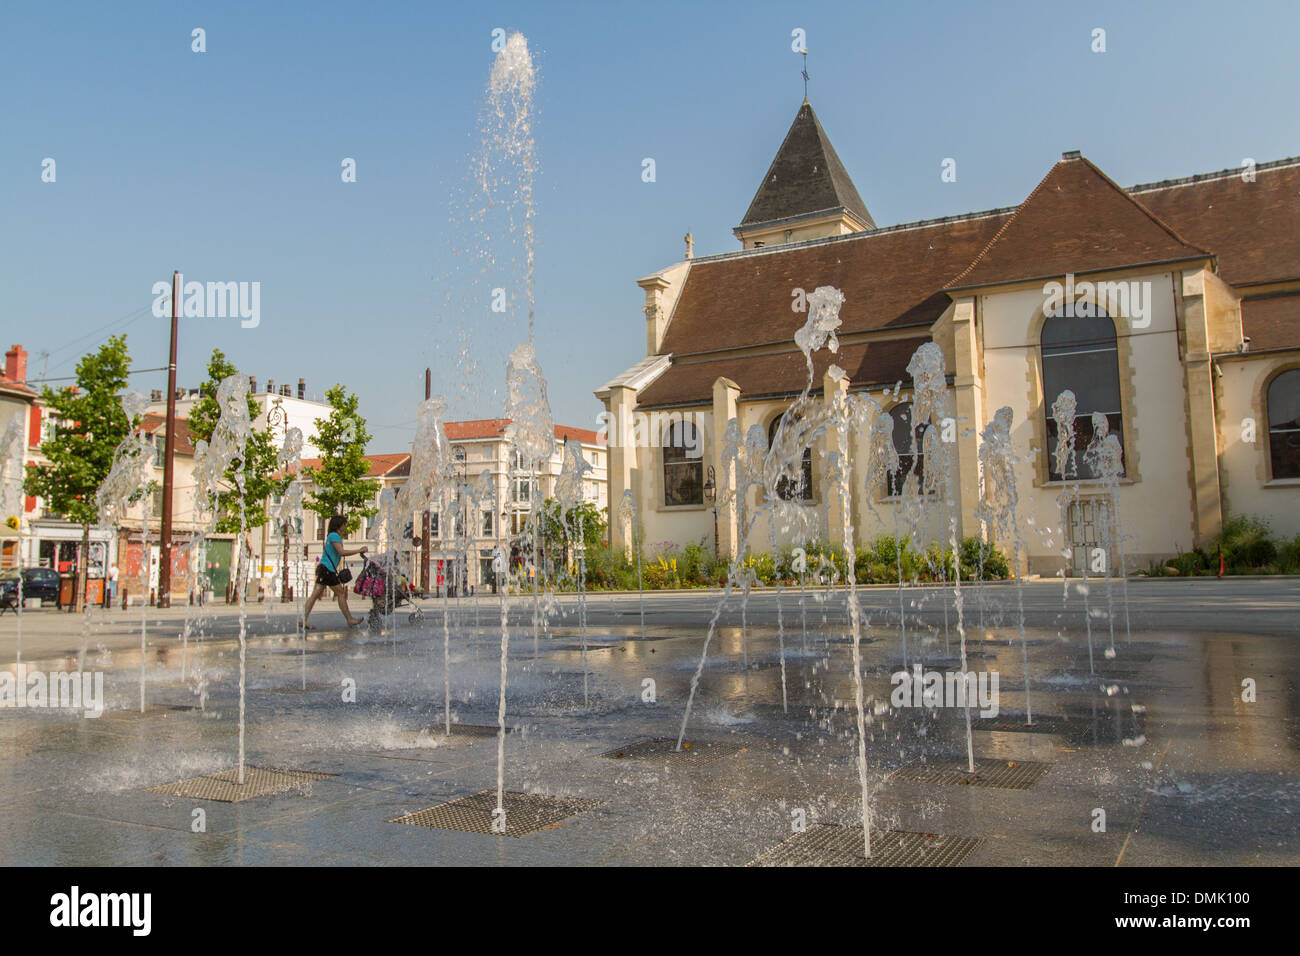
[157,269,180,608]
[421,367,431,594]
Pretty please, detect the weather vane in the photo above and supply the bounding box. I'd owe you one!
[801,49,809,100]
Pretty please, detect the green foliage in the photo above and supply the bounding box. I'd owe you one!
[1152,515,1298,576]
[1212,515,1277,571]
[1277,535,1300,573]
[539,499,606,556]
[303,384,377,534]
[545,531,1012,592]
[187,348,288,533]
[24,335,133,527]
[958,536,1010,580]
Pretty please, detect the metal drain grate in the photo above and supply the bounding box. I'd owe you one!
[144,766,334,802]
[441,723,510,738]
[750,825,983,867]
[390,789,601,837]
[890,757,1050,790]
[973,715,1068,735]
[599,737,745,764]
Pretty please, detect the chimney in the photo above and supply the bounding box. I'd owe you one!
[249,376,258,394]
[4,345,26,383]
[151,389,162,401]
[297,378,306,400]
[267,378,275,396]
[175,387,185,400]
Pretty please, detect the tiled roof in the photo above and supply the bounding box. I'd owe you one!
[637,336,931,408]
[1239,293,1300,353]
[659,210,1009,356]
[627,152,1300,402]
[300,453,411,478]
[740,100,875,230]
[444,419,605,445]
[0,381,36,399]
[137,414,195,454]
[444,419,509,440]
[554,424,603,445]
[1131,159,1300,287]
[946,155,1212,290]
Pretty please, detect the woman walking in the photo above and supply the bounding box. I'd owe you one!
[302,515,367,629]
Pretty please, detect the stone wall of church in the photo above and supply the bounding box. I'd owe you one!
[978,272,1198,577]
[1216,353,1300,540]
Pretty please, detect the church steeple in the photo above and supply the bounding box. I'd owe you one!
[734,100,874,249]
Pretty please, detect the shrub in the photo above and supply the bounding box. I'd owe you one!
[1277,535,1300,573]
[1213,515,1277,571]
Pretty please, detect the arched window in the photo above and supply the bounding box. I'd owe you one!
[768,413,813,501]
[663,420,703,505]
[1041,305,1125,481]
[887,402,927,496]
[1268,369,1300,479]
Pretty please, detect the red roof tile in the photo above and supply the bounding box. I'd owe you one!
[660,211,1010,357]
[137,414,195,455]
[444,419,604,445]
[444,419,509,440]
[1239,293,1300,353]
[1132,160,1300,287]
[300,453,411,478]
[947,156,1212,290]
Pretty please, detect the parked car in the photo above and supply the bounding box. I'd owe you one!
[0,567,61,612]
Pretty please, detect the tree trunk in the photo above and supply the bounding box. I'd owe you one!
[76,522,90,613]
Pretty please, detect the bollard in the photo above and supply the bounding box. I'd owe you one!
[121,588,128,610]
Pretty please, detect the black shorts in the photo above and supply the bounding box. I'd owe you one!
[316,564,341,587]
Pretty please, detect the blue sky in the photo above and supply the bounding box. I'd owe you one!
[3,0,1297,451]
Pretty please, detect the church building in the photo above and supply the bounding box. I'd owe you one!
[596,99,1300,575]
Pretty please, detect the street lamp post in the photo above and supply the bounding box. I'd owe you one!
[703,465,717,556]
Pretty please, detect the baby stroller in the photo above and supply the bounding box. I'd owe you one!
[353,552,425,626]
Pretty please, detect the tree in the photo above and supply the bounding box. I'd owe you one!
[303,384,377,534]
[24,335,132,611]
[538,498,607,574]
[187,349,287,534]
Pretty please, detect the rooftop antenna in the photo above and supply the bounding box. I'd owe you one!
[801,49,809,102]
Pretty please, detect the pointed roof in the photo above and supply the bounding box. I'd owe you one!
[946,153,1213,290]
[739,100,875,231]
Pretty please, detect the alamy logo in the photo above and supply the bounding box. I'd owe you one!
[49,886,151,936]
[0,664,104,718]
[890,665,1000,717]
[1042,272,1151,329]
[151,273,261,328]
[597,408,707,455]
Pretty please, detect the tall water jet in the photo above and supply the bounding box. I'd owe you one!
[765,406,821,713]
[2,416,27,663]
[195,374,252,781]
[678,285,845,748]
[908,342,976,774]
[502,342,553,812]
[617,489,646,642]
[1084,412,1126,657]
[1052,391,1095,673]
[977,406,1033,724]
[275,426,306,687]
[396,396,453,727]
[556,438,592,705]
[96,392,153,702]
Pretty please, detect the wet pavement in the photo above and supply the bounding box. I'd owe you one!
[0,581,1296,866]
